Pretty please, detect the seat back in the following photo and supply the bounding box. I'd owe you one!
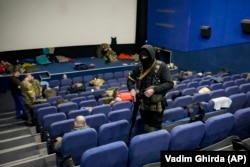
[47,96,62,105]
[230,107,250,139]
[61,128,97,166]
[227,93,247,114]
[79,90,93,97]
[79,99,97,108]
[60,78,72,87]
[42,112,67,131]
[48,79,60,88]
[235,78,246,86]
[187,81,199,88]
[85,114,106,132]
[72,76,83,84]
[49,119,74,140]
[86,94,95,100]
[80,141,128,167]
[169,121,205,150]
[200,113,234,148]
[192,93,210,103]
[98,120,130,145]
[68,109,90,119]
[224,85,240,97]
[181,79,191,84]
[37,106,57,122]
[222,76,231,82]
[174,83,187,91]
[209,89,225,99]
[182,87,197,96]
[108,82,121,88]
[231,74,241,80]
[172,95,193,108]
[108,108,132,122]
[114,71,124,78]
[93,89,105,97]
[118,78,128,85]
[57,102,78,115]
[162,107,187,124]
[199,79,211,87]
[245,91,250,108]
[239,83,250,93]
[91,104,111,117]
[107,79,117,85]
[112,101,132,111]
[165,90,180,100]
[223,81,235,88]
[209,83,223,91]
[128,129,170,167]
[32,103,51,116]
[83,75,94,83]
[63,93,78,101]
[71,96,87,107]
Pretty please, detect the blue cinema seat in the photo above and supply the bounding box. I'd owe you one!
[80,141,128,167]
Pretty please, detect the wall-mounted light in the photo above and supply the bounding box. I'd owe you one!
[241,19,250,34]
[200,26,211,39]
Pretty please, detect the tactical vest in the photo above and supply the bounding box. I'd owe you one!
[139,60,165,112]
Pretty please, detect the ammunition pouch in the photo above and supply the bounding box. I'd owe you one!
[149,94,163,104]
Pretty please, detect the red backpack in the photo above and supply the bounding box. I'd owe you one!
[0,64,5,74]
[116,92,134,101]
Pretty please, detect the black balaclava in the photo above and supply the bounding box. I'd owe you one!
[139,44,156,70]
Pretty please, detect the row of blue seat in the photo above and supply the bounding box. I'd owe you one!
[174,72,248,84]
[34,100,133,135]
[173,77,250,91]
[40,108,132,141]
[55,107,250,167]
[47,70,130,88]
[166,87,250,110]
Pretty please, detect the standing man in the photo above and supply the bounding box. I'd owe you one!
[127,44,174,132]
[8,70,27,119]
[20,73,36,126]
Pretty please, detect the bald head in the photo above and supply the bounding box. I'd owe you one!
[74,115,87,128]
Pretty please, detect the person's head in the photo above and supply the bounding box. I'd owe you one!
[74,115,87,128]
[13,70,21,77]
[24,73,33,82]
[198,87,211,94]
[63,74,67,79]
[247,73,250,78]
[139,44,156,69]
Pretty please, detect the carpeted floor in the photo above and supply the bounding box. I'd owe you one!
[30,57,137,74]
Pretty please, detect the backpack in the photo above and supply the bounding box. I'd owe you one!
[185,102,206,122]
[74,63,88,71]
[68,83,84,93]
[0,64,5,74]
[116,92,134,101]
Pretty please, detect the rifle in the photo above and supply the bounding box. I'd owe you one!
[128,93,140,142]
